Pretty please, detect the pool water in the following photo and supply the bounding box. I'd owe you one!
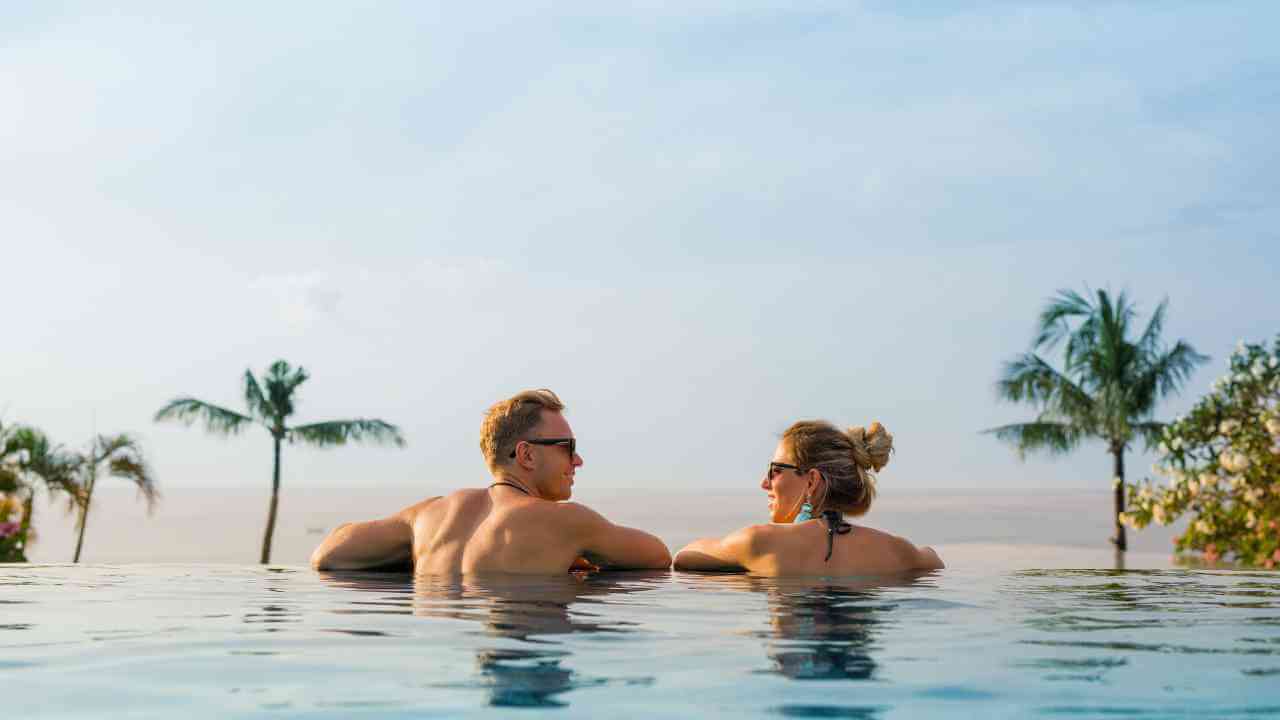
[3,564,1278,718]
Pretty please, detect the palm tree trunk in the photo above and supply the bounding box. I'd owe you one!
[1111,446,1127,552]
[260,436,281,564]
[73,464,96,563]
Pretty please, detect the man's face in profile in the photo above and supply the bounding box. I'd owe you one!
[529,410,582,501]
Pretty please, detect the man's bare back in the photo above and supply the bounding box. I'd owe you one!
[310,390,671,575]
[312,485,670,574]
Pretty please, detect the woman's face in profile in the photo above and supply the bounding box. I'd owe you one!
[761,440,807,523]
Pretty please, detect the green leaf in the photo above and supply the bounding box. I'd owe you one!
[154,398,256,435]
[288,420,406,448]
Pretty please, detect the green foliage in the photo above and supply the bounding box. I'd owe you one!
[0,422,81,562]
[0,493,24,562]
[1123,336,1280,567]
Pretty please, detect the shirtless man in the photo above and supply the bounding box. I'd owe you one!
[310,389,671,574]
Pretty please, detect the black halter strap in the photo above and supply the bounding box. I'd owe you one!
[489,481,532,496]
[820,510,852,562]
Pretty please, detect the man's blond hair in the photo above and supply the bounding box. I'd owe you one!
[480,389,566,472]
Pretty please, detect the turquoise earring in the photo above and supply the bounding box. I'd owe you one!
[794,501,813,523]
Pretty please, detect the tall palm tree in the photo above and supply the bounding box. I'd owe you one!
[71,433,157,563]
[985,289,1207,551]
[154,360,406,564]
[0,423,80,560]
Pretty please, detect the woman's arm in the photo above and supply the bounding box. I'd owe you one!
[673,527,759,572]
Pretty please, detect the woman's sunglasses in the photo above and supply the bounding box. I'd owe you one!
[766,461,802,478]
[510,438,577,458]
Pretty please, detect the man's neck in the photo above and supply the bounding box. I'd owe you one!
[490,472,542,500]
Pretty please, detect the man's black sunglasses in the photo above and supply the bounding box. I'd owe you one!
[510,438,577,458]
[767,461,802,478]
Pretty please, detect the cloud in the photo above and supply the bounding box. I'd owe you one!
[251,271,342,331]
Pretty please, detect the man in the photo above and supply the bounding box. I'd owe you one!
[311,389,671,574]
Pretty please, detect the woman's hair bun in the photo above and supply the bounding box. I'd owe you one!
[847,421,893,472]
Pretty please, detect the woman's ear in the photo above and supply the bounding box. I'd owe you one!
[807,468,823,493]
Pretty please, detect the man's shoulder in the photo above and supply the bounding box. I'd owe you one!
[532,500,609,527]
[397,491,469,521]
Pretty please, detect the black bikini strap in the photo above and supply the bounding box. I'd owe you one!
[820,510,852,562]
[489,481,532,496]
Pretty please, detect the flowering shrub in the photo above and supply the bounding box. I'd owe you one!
[1122,337,1280,567]
[0,494,26,563]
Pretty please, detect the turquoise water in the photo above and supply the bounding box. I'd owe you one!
[3,565,1279,718]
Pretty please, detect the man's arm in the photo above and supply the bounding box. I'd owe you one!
[309,497,438,570]
[565,503,671,570]
[673,527,758,572]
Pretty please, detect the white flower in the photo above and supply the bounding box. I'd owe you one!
[1195,519,1214,535]
[1247,511,1257,529]
[1152,505,1168,526]
[1187,478,1200,496]
[1171,437,1183,451]
[1230,475,1247,490]
[1220,451,1251,474]
[1219,419,1240,436]
[1139,486,1154,502]
[1265,417,1280,437]
[1157,442,1169,455]
[1199,472,1218,487]
[1270,356,1278,369]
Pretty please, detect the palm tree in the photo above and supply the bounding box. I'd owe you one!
[154,360,406,564]
[0,423,80,560]
[71,433,157,563]
[985,289,1207,551]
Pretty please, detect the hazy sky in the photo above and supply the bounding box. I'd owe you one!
[4,2,1278,497]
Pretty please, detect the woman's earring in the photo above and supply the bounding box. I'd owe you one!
[794,501,813,523]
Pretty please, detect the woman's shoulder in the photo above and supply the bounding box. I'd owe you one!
[850,524,944,570]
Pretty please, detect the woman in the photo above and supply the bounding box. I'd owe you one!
[674,420,943,575]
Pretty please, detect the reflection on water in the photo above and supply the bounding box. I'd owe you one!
[687,573,934,684]
[3,564,1278,717]
[318,570,663,708]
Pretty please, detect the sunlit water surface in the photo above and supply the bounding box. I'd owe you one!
[3,565,1279,718]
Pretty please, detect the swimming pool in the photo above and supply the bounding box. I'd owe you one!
[3,564,1278,718]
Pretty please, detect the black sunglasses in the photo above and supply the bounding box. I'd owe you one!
[510,437,577,458]
[766,461,802,478]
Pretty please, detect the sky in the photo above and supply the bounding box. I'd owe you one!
[3,1,1278,498]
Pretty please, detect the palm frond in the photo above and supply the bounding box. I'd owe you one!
[1136,298,1168,359]
[4,426,82,502]
[107,454,159,513]
[289,419,406,448]
[995,353,1095,421]
[243,370,273,421]
[1129,339,1208,414]
[982,421,1085,458]
[1033,289,1092,352]
[263,360,308,421]
[154,397,256,435]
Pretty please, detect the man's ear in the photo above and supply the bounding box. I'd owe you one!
[515,442,535,471]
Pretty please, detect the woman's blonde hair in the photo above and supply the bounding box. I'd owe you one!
[782,420,893,517]
[480,389,565,472]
